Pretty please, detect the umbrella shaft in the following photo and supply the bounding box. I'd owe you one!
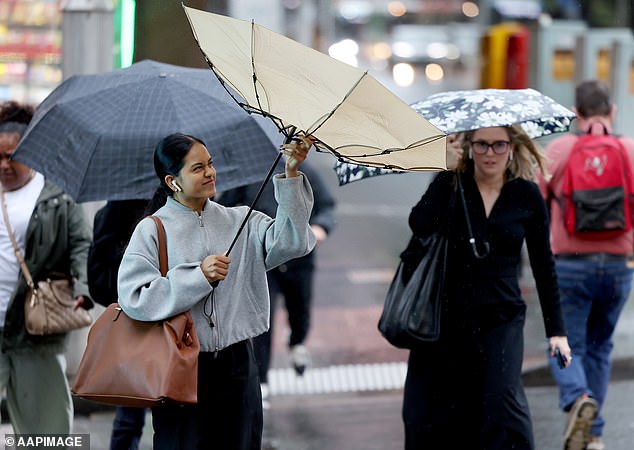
[225,130,295,257]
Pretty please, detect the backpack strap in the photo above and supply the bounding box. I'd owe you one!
[576,121,621,138]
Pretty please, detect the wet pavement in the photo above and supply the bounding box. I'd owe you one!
[1,268,630,450]
[261,381,634,450]
[8,379,629,450]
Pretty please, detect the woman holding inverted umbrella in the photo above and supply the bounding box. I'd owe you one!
[403,125,571,449]
[117,132,316,449]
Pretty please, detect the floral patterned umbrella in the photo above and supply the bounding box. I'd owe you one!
[334,161,403,185]
[410,88,576,139]
[335,88,576,185]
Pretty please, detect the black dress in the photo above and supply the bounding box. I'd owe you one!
[402,170,566,450]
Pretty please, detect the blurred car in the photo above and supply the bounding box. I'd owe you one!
[389,23,483,67]
[389,24,459,67]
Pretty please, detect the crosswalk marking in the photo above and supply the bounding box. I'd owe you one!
[268,362,408,396]
[346,269,395,284]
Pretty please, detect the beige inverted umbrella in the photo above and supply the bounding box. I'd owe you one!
[183,5,447,172]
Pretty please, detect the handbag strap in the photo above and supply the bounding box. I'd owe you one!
[456,172,490,259]
[0,186,36,289]
[148,216,168,276]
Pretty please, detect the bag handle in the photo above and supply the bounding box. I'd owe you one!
[0,186,36,289]
[148,216,168,277]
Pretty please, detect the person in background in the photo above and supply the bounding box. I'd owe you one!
[88,199,151,450]
[218,160,335,404]
[0,100,93,434]
[539,79,634,450]
[403,127,570,449]
[117,133,315,449]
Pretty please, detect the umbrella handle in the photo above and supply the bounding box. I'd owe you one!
[211,128,297,288]
[469,238,490,259]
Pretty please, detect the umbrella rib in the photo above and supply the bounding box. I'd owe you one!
[191,33,291,142]
[184,8,260,120]
[307,71,370,137]
[204,59,250,110]
[334,156,442,171]
[313,134,446,159]
[198,56,292,142]
[185,7,364,146]
[246,20,279,135]
[250,19,266,118]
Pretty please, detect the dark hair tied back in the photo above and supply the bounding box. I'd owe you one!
[152,133,206,200]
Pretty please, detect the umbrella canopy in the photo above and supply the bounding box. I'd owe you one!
[411,88,576,139]
[335,88,576,185]
[334,161,403,186]
[12,60,279,202]
[183,6,447,172]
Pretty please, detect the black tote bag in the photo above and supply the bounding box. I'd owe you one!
[378,172,487,348]
[378,231,448,347]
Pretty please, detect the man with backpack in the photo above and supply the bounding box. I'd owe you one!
[539,79,634,450]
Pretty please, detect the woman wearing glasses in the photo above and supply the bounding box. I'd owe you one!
[402,126,571,450]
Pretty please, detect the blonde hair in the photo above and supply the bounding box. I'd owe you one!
[456,124,548,182]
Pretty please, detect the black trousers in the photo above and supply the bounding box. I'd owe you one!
[151,340,263,450]
[402,305,534,450]
[253,262,314,382]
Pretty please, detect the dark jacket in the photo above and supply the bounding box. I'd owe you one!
[87,200,149,307]
[3,180,92,353]
[409,170,565,337]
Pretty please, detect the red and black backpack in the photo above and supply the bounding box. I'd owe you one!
[560,127,634,240]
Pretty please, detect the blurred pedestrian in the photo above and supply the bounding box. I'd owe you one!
[539,79,634,450]
[87,199,151,450]
[0,100,93,434]
[117,133,316,449]
[403,126,570,449]
[218,161,336,405]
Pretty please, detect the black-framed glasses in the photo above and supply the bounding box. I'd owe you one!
[470,140,511,155]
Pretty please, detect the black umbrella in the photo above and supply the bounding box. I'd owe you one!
[11,60,279,202]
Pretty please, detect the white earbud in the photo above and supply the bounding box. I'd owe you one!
[171,180,182,192]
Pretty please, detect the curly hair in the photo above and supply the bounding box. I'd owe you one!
[456,124,549,182]
[0,100,34,125]
[0,101,34,138]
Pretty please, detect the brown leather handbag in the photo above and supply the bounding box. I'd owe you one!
[71,216,200,407]
[1,187,92,335]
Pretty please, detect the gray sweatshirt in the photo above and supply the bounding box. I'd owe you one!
[118,173,316,351]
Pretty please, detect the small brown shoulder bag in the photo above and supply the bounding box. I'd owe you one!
[0,187,92,335]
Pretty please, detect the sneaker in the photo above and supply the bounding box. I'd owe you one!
[260,383,270,410]
[290,344,310,376]
[563,395,599,450]
[586,436,605,450]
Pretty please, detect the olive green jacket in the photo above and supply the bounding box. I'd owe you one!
[2,180,92,353]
